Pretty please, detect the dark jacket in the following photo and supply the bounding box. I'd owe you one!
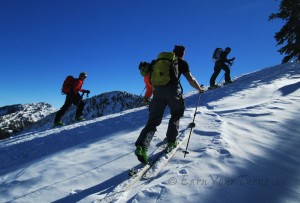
[218,51,231,64]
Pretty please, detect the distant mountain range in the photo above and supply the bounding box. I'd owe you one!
[0,91,144,140]
[0,102,56,139]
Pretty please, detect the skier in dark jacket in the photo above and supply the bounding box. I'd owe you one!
[54,72,90,126]
[134,45,205,164]
[209,47,235,89]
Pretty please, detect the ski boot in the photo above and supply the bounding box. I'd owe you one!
[166,141,178,153]
[54,121,64,127]
[75,116,85,122]
[208,84,219,90]
[135,145,148,164]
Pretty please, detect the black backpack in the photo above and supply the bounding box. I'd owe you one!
[212,48,223,62]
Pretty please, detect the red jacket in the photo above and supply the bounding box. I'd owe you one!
[73,79,84,94]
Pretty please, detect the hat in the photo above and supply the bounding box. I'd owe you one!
[173,45,185,57]
[79,72,87,78]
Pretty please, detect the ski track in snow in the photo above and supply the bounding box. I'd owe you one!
[0,63,300,203]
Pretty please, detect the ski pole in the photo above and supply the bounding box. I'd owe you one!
[76,91,89,107]
[217,59,234,84]
[139,86,146,97]
[217,73,225,84]
[183,93,202,157]
[76,92,86,107]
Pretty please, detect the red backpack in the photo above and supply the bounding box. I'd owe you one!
[61,75,76,94]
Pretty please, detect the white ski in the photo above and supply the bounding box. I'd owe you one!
[96,141,167,203]
[142,128,190,180]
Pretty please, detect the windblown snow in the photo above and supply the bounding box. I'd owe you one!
[0,62,299,203]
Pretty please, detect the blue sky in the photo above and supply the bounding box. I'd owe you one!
[0,0,283,109]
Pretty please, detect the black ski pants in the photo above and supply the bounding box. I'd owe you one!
[135,84,185,148]
[54,93,84,122]
[210,61,231,86]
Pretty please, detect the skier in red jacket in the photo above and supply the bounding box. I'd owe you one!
[54,72,90,126]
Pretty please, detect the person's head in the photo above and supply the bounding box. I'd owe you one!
[79,72,87,80]
[173,45,185,58]
[225,47,231,53]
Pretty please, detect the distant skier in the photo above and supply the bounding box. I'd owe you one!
[54,72,90,126]
[209,47,235,89]
[134,45,204,164]
[138,61,155,104]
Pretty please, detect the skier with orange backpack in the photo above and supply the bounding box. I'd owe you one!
[54,72,90,126]
[139,61,155,104]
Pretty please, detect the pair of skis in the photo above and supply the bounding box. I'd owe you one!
[97,127,190,203]
[207,80,236,91]
[143,129,189,179]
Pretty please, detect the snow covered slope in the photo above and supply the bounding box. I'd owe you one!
[0,63,299,203]
[18,91,144,134]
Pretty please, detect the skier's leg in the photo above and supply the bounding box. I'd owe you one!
[165,86,185,143]
[54,95,72,123]
[222,64,231,83]
[210,64,221,86]
[135,90,166,148]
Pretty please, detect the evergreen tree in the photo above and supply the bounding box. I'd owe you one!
[269,0,300,63]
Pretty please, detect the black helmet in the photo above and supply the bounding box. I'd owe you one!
[79,72,87,78]
[173,45,185,57]
[225,47,231,51]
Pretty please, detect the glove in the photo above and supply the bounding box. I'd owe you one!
[228,59,234,65]
[188,122,196,128]
[83,90,90,94]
